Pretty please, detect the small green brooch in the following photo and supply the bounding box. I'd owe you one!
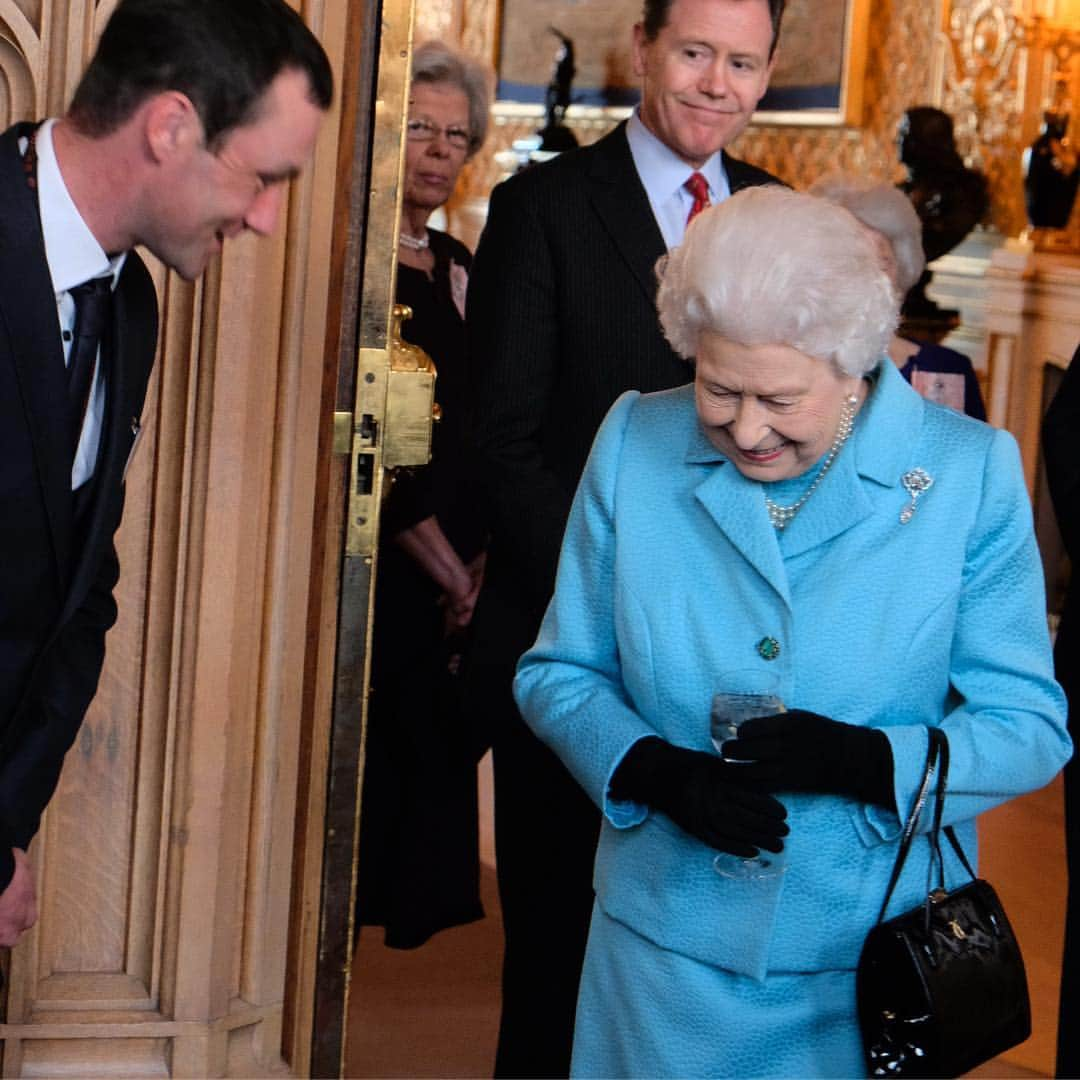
[756,636,781,661]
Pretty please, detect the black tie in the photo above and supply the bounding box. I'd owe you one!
[67,277,112,455]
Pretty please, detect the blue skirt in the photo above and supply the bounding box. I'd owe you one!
[572,903,866,1078]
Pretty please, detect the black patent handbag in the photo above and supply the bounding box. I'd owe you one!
[856,727,1031,1078]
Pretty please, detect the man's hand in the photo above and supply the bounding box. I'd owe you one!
[0,849,37,947]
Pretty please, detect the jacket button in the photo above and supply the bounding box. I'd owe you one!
[756,636,781,661]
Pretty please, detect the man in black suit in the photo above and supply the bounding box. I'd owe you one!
[1045,344,1080,1078]
[466,0,785,1073]
[0,0,331,948]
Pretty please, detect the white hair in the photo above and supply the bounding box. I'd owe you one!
[656,186,897,378]
[809,173,927,295]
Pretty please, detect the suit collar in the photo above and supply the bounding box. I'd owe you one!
[583,127,773,303]
[850,357,927,486]
[624,110,732,205]
[0,123,73,576]
[723,151,770,193]
[778,361,927,557]
[684,359,926,586]
[0,125,155,612]
[34,118,126,295]
[583,123,667,304]
[59,258,152,619]
[683,409,789,604]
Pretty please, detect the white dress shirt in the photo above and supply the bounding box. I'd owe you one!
[625,109,732,252]
[32,119,126,490]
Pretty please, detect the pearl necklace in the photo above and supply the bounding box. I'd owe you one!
[398,229,430,251]
[764,393,858,530]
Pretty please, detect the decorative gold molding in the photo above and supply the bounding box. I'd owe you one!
[938,1,1027,236]
[415,0,455,43]
[935,0,1080,246]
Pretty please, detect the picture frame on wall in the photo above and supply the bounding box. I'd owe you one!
[493,0,870,127]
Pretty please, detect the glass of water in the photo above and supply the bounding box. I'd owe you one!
[709,669,787,880]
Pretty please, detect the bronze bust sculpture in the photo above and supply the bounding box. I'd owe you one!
[897,107,988,328]
[1024,109,1079,230]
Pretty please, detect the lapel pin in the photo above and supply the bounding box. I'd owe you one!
[900,468,934,524]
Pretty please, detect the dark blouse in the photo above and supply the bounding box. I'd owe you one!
[381,228,486,564]
[357,227,488,949]
[899,340,987,421]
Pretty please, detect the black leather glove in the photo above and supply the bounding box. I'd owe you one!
[723,710,896,810]
[609,737,789,858]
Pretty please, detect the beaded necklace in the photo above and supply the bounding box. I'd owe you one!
[398,229,430,251]
[764,393,858,530]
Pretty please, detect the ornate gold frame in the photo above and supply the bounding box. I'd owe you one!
[755,0,871,126]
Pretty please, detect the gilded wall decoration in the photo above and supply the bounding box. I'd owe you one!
[938,0,1027,236]
[461,0,498,64]
[415,0,457,44]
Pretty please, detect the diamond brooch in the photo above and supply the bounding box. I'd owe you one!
[899,468,934,524]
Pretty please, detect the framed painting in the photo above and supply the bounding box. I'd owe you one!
[492,0,871,127]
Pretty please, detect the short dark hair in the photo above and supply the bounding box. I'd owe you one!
[68,0,333,147]
[641,0,786,58]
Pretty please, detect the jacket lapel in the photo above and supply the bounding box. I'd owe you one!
[60,257,156,616]
[775,362,928,560]
[684,363,927,594]
[686,425,792,607]
[0,123,73,580]
[724,151,769,193]
[584,123,668,305]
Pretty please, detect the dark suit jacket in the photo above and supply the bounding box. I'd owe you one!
[0,122,158,888]
[1045,345,1080,703]
[1045,346,1080,1077]
[465,122,781,665]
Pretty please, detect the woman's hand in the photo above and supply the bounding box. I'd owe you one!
[609,738,789,858]
[393,516,484,631]
[442,550,486,634]
[723,711,895,809]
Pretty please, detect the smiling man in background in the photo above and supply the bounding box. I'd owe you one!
[0,0,331,949]
[465,0,785,1073]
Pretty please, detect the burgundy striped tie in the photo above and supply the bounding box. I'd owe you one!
[684,172,711,226]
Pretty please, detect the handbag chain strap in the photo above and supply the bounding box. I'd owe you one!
[874,727,976,925]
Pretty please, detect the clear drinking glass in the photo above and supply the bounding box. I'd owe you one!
[709,669,787,880]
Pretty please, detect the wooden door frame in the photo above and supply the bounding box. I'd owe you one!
[285,0,416,1075]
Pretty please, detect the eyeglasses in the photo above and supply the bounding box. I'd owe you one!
[406,118,471,151]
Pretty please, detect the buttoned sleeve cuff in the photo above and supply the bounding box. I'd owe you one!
[603,736,654,829]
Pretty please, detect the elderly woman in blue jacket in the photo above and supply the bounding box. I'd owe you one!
[513,186,1070,1078]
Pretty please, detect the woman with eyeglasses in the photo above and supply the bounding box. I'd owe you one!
[355,40,494,950]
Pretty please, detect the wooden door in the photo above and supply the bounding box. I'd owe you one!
[287,0,424,1074]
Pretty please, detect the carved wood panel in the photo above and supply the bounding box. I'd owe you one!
[0,0,352,1075]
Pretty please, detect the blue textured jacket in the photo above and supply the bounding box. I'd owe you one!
[515,360,1070,981]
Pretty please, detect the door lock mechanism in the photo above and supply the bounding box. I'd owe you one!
[383,303,438,469]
